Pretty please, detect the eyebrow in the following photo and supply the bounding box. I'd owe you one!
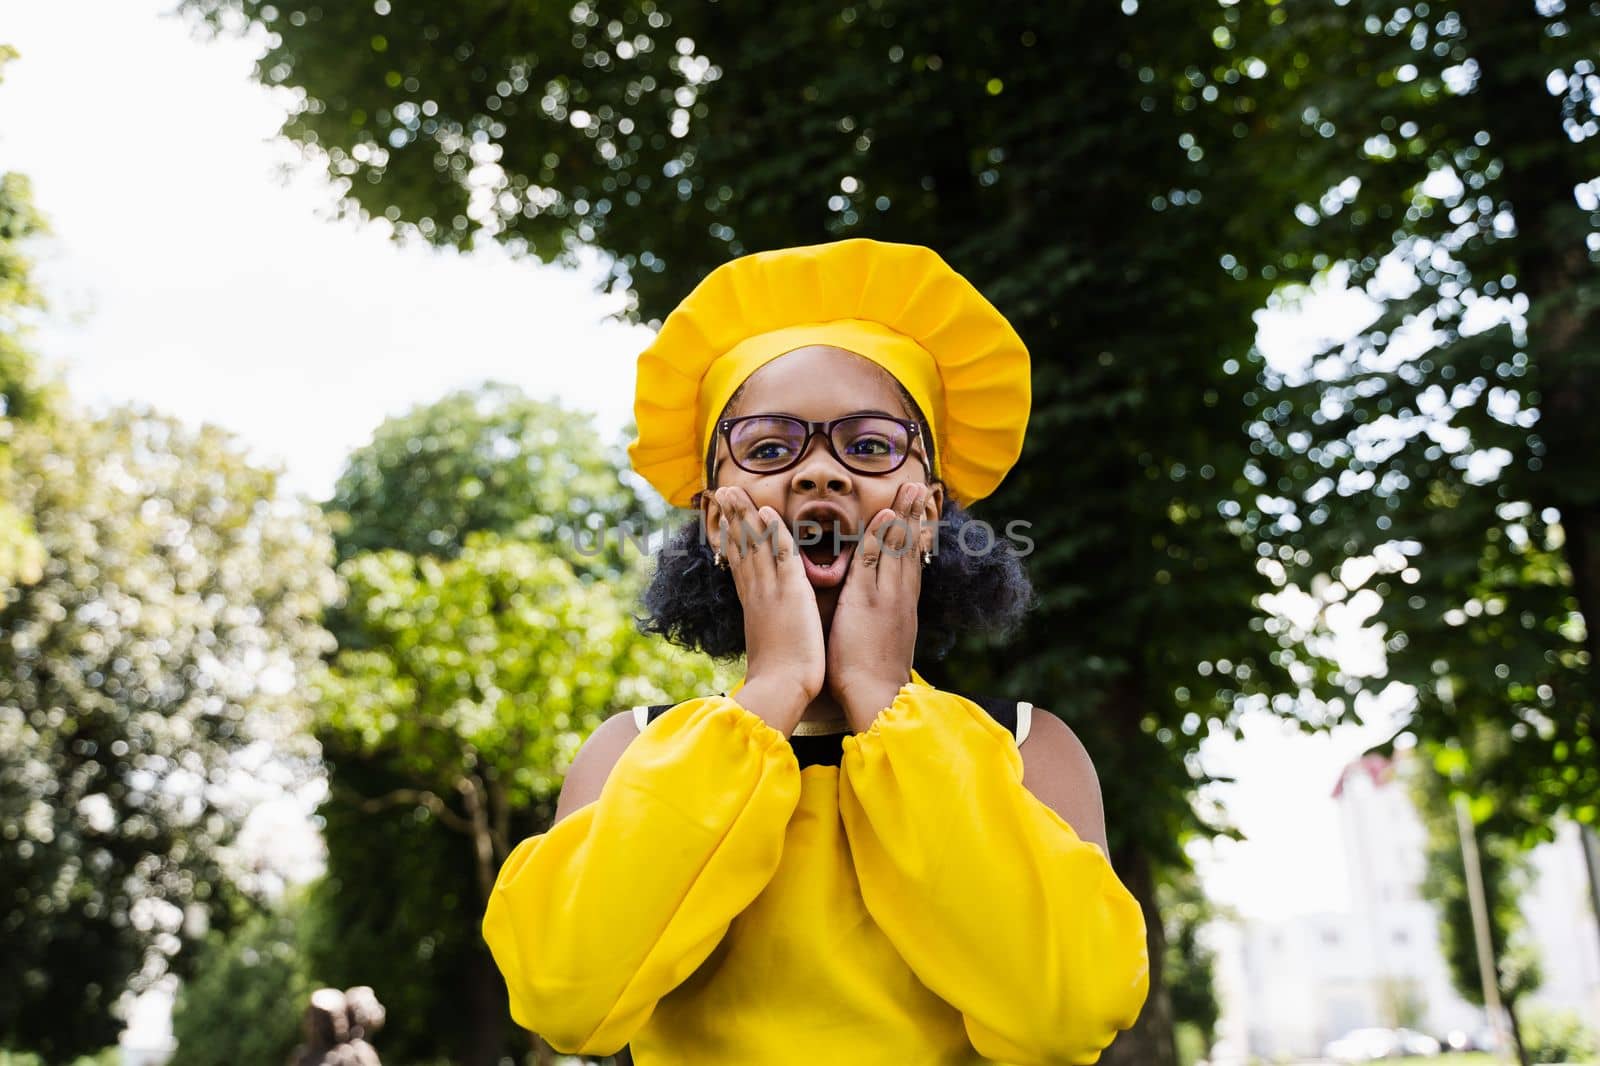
[744,408,904,420]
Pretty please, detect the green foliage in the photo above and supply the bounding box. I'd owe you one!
[176,2,1600,1061]
[1376,975,1428,1030]
[1158,867,1221,1050]
[0,408,338,1059]
[169,895,314,1066]
[308,386,723,1063]
[1411,753,1542,1019]
[180,0,1303,888]
[0,168,52,425]
[326,383,647,574]
[298,759,490,1066]
[324,533,713,813]
[0,1050,118,1066]
[1215,0,1600,830]
[0,59,61,593]
[0,47,56,424]
[1521,1007,1598,1064]
[1173,1022,1210,1066]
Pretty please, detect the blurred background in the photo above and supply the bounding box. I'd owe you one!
[1,0,1598,1064]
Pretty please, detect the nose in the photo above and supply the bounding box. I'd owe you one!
[788,433,853,495]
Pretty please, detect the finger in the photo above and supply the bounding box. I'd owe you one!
[855,506,893,577]
[717,487,753,565]
[918,489,938,558]
[878,483,911,552]
[884,484,931,582]
[728,490,790,590]
[712,488,732,560]
[738,490,771,571]
[882,482,924,562]
[758,505,793,568]
[744,497,786,578]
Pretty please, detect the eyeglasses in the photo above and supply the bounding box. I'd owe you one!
[716,413,924,478]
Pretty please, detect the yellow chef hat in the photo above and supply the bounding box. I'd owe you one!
[627,237,1030,508]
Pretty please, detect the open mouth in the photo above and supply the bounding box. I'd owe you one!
[797,527,853,589]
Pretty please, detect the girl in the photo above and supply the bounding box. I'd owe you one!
[482,239,1150,1065]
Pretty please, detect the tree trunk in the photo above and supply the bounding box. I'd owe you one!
[1097,844,1178,1066]
[1561,504,1600,685]
[460,947,511,1066]
[1505,995,1530,1066]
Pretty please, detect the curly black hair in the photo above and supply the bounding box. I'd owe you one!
[635,498,1035,662]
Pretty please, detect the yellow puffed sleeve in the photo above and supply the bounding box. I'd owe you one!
[837,681,1150,1065]
[481,695,802,1055]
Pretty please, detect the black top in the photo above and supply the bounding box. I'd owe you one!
[639,691,1023,769]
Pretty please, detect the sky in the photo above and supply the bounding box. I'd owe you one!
[2,0,652,504]
[1,0,1422,1041]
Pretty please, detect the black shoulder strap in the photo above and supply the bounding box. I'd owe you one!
[969,693,1020,739]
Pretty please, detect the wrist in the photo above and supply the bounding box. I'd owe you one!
[734,674,812,735]
[833,675,910,731]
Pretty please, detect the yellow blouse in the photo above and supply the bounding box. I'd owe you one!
[480,670,1150,1065]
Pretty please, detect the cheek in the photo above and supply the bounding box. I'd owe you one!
[863,478,910,516]
[733,473,786,510]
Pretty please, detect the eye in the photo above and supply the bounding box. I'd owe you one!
[844,434,892,456]
[745,438,795,461]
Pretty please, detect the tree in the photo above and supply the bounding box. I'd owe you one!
[1412,749,1543,1065]
[323,531,721,900]
[327,381,646,573]
[1158,867,1222,1066]
[303,385,721,1066]
[1215,0,1599,830]
[0,47,62,594]
[0,407,337,1059]
[180,5,1327,1059]
[169,892,314,1066]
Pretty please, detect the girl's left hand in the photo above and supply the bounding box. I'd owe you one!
[826,481,937,731]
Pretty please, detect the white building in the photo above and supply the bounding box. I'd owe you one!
[1209,751,1600,1061]
[1523,820,1600,1027]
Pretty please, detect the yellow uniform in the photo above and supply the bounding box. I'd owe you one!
[481,671,1150,1064]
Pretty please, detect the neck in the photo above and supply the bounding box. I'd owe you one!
[799,689,846,725]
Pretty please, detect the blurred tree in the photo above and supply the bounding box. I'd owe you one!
[0,407,337,1059]
[1157,867,1222,1063]
[304,384,719,1065]
[0,47,62,594]
[1520,1007,1600,1064]
[324,535,709,902]
[0,1051,119,1066]
[1216,1,1599,829]
[169,891,313,1066]
[1413,749,1542,1065]
[179,4,1317,1059]
[197,0,1600,1056]
[327,382,645,573]
[1374,975,1428,1031]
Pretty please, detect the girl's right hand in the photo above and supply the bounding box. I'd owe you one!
[710,486,826,727]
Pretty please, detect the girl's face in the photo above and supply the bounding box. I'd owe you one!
[699,346,945,612]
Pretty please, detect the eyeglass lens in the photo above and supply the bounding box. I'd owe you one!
[728,416,910,474]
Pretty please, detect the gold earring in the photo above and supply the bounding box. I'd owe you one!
[713,549,727,569]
